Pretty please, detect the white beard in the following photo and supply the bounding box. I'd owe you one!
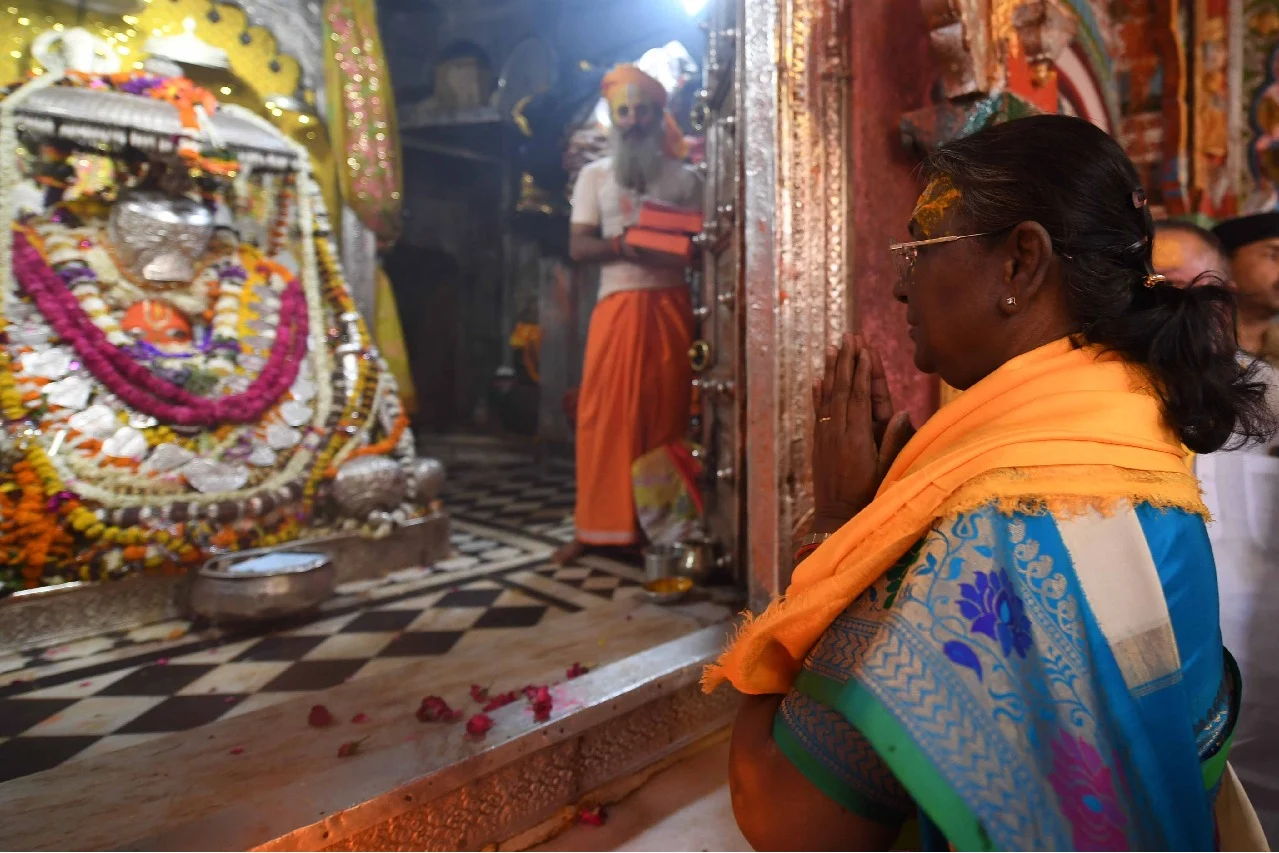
[611,126,666,192]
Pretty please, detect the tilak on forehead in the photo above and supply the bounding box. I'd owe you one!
[912,174,962,238]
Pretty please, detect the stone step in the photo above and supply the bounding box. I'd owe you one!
[0,606,736,851]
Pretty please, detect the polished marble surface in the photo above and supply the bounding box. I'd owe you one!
[0,439,735,791]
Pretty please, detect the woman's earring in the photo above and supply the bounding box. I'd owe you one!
[1005,296,1017,307]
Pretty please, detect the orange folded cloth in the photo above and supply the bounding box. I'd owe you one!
[624,227,693,261]
[638,200,703,235]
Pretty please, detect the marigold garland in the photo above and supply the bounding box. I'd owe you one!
[325,411,409,477]
[302,237,377,509]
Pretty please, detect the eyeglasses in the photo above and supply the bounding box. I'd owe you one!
[888,231,1000,282]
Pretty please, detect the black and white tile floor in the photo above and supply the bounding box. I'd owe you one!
[0,442,649,783]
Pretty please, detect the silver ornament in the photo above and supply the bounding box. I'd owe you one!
[21,349,71,379]
[247,445,277,467]
[403,457,447,503]
[68,404,119,439]
[332,455,406,518]
[182,459,250,493]
[266,423,301,450]
[146,443,195,473]
[102,426,148,460]
[290,378,316,403]
[107,190,214,283]
[44,375,92,410]
[279,401,313,428]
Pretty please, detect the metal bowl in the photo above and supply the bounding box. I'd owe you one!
[643,544,678,584]
[190,550,335,622]
[642,575,694,606]
[673,535,716,584]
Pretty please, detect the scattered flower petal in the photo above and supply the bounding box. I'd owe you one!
[566,662,590,680]
[469,684,489,703]
[528,685,553,722]
[351,713,369,724]
[482,690,518,712]
[155,657,169,666]
[308,705,335,727]
[79,680,92,687]
[466,713,494,738]
[230,746,245,755]
[417,695,462,723]
[337,738,368,758]
[224,695,237,704]
[577,805,606,827]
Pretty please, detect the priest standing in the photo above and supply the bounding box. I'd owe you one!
[557,64,703,565]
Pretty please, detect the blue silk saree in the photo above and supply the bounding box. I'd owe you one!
[774,502,1241,851]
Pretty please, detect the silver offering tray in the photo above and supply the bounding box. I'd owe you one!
[191,548,335,622]
[13,87,299,169]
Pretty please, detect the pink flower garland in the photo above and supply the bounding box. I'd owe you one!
[12,231,308,427]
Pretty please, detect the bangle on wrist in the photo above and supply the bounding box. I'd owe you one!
[612,235,624,257]
[793,532,833,565]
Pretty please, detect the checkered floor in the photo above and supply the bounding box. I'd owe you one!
[0,441,650,783]
[438,452,580,544]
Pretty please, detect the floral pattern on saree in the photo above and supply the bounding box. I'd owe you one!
[800,508,1134,849]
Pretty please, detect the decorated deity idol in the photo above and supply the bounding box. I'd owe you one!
[0,63,439,591]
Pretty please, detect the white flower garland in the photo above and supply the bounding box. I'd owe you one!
[0,70,62,323]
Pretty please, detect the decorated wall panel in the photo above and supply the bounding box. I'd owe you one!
[1244,0,1279,208]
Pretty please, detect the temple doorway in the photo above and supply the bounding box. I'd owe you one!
[383,0,746,583]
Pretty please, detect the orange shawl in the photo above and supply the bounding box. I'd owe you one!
[703,338,1206,695]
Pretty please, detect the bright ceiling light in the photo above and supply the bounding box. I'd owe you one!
[682,0,708,15]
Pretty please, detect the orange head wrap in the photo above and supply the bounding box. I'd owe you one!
[601,64,689,161]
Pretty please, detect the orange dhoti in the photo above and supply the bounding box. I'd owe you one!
[574,286,694,545]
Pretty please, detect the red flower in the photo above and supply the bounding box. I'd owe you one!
[465,713,494,738]
[566,663,590,679]
[351,713,369,724]
[528,685,553,722]
[482,690,518,712]
[416,696,462,723]
[308,705,335,727]
[577,805,606,827]
[469,684,489,703]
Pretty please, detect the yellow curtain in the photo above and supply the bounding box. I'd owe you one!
[376,265,417,416]
[323,0,403,244]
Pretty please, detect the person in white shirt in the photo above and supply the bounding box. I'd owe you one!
[1155,216,1279,840]
[556,64,704,565]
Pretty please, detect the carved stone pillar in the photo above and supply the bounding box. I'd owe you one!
[920,0,992,98]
